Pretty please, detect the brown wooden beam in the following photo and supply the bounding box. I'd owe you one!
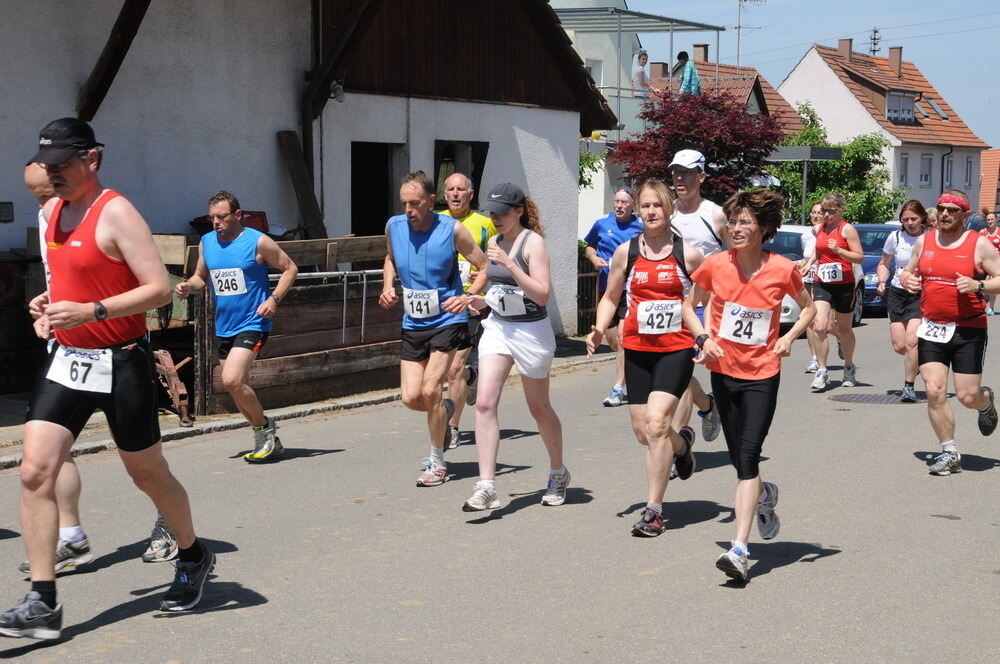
[77,0,153,121]
[277,130,329,239]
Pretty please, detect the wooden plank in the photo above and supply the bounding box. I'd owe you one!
[333,236,386,263]
[274,238,335,267]
[153,234,188,266]
[184,245,200,276]
[325,242,339,270]
[77,0,153,121]
[259,322,400,358]
[268,297,398,336]
[276,130,328,239]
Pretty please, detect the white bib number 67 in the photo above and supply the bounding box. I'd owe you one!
[47,346,113,393]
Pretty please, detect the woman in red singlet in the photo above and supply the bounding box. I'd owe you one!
[682,189,816,582]
[587,179,703,537]
[980,211,999,313]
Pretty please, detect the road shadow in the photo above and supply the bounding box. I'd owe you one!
[555,337,608,358]
[72,537,238,578]
[0,580,266,657]
[913,451,1000,472]
[713,540,842,588]
[464,487,593,524]
[499,428,538,441]
[228,447,344,461]
[444,461,531,483]
[0,529,18,541]
[665,500,730,531]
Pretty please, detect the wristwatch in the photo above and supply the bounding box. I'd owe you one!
[270,293,282,304]
[94,301,108,321]
[695,333,710,348]
[978,280,986,293]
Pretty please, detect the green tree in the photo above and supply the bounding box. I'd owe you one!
[579,147,605,189]
[768,103,907,223]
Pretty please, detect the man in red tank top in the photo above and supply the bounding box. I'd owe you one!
[1,119,214,642]
[899,189,1000,477]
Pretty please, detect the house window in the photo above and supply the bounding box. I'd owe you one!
[433,141,490,210]
[899,154,909,187]
[887,91,915,123]
[944,155,953,188]
[926,97,949,120]
[920,155,933,187]
[965,157,974,188]
[585,59,603,87]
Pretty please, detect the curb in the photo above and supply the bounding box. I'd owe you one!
[0,353,611,471]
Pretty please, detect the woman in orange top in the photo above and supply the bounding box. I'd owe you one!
[682,189,815,582]
[587,179,704,537]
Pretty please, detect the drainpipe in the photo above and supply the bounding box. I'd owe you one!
[940,145,953,195]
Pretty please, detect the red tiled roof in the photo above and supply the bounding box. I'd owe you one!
[980,150,1000,212]
[813,45,987,148]
[648,61,804,135]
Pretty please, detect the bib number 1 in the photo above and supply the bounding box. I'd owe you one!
[485,284,527,317]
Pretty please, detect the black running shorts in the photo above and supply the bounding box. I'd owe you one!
[812,281,856,314]
[624,347,696,403]
[400,323,471,362]
[886,286,921,324]
[917,326,986,374]
[217,330,269,359]
[27,338,161,452]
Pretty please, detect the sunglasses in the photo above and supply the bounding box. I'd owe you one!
[935,205,964,214]
[821,208,839,214]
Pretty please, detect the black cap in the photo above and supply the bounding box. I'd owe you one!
[481,182,526,216]
[29,117,104,166]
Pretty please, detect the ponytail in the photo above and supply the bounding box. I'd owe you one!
[519,197,544,236]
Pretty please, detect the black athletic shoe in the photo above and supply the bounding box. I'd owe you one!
[978,387,998,436]
[631,508,666,537]
[674,426,696,480]
[159,544,215,612]
[0,592,62,640]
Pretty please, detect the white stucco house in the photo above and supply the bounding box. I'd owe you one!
[0,0,615,337]
[779,40,988,210]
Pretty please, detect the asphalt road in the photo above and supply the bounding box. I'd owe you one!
[0,319,998,663]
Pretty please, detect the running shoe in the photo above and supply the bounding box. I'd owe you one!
[602,386,626,407]
[837,340,844,360]
[245,417,283,463]
[142,518,178,563]
[441,399,455,449]
[462,481,501,512]
[810,370,828,392]
[465,367,478,407]
[756,481,781,540]
[447,426,461,451]
[698,394,722,443]
[0,592,62,640]
[668,463,678,480]
[716,543,749,582]
[631,508,666,537]
[541,468,571,506]
[900,385,918,403]
[842,365,858,388]
[928,451,962,476]
[804,357,819,373]
[18,538,93,575]
[978,387,998,436]
[159,543,216,612]
[674,427,696,480]
[416,458,448,487]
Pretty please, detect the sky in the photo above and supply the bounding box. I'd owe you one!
[625,0,998,148]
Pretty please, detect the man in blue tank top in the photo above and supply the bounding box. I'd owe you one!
[177,191,298,463]
[379,171,487,487]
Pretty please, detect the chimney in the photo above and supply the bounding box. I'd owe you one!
[888,46,902,76]
[838,38,853,61]
[650,62,669,79]
[694,44,710,62]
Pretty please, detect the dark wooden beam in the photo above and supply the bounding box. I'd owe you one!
[277,130,329,239]
[77,0,153,121]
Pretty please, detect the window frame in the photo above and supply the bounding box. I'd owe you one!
[919,154,933,187]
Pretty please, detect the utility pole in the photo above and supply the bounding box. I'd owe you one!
[736,0,766,68]
[868,27,881,55]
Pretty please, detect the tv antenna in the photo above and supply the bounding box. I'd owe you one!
[736,0,766,68]
[868,27,881,55]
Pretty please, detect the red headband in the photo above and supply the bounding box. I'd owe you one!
[937,194,970,212]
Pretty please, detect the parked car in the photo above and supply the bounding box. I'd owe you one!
[765,224,866,326]
[853,224,899,316]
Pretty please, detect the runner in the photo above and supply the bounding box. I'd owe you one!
[800,201,837,373]
[801,193,862,391]
[586,179,703,535]
[979,210,999,314]
[898,189,1000,476]
[441,173,493,449]
[682,188,816,582]
[176,190,299,462]
[379,171,486,487]
[876,200,927,403]
[583,186,643,407]
[667,150,724,450]
[1,119,215,641]
[462,183,570,511]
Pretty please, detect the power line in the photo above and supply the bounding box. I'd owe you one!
[881,23,1000,42]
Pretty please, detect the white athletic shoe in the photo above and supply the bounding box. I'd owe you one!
[810,370,828,392]
[541,468,571,506]
[716,543,749,582]
[756,481,781,540]
[462,482,501,512]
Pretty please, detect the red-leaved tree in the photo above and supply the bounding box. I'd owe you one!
[611,92,784,201]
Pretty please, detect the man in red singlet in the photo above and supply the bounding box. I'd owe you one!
[899,189,1000,476]
[0,119,214,642]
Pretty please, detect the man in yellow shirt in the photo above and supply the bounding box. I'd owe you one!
[441,172,496,449]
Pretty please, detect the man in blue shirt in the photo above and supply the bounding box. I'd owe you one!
[380,171,487,487]
[177,191,298,463]
[583,186,643,406]
[677,51,701,95]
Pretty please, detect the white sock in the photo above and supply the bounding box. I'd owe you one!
[646,502,662,514]
[430,447,445,465]
[479,479,496,491]
[940,440,958,454]
[550,465,568,476]
[59,525,85,543]
[733,540,749,555]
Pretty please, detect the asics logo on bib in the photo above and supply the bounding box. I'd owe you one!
[728,305,766,320]
[407,291,433,300]
[645,301,675,312]
[214,269,240,279]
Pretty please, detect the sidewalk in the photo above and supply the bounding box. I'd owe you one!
[0,335,610,469]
